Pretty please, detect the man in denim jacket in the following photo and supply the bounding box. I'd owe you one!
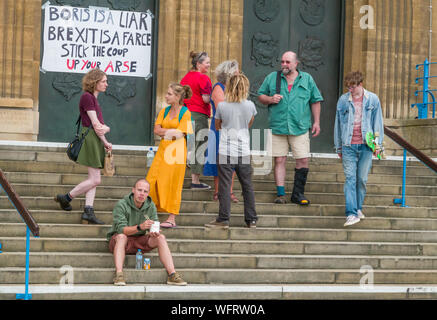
[334,71,384,227]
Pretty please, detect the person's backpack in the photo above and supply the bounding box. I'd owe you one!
[163,105,188,122]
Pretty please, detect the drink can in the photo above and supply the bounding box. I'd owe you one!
[143,258,151,270]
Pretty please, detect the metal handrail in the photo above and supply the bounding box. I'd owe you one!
[412,90,436,119]
[412,59,437,119]
[384,126,437,207]
[0,169,39,300]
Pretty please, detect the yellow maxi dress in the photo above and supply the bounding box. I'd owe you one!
[146,107,193,215]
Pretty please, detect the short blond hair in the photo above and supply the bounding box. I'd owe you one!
[225,73,250,103]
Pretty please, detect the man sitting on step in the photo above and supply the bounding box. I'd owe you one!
[106,179,187,286]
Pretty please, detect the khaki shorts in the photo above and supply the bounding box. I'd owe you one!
[267,132,310,159]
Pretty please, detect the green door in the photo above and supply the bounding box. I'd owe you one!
[243,0,344,153]
[38,0,158,146]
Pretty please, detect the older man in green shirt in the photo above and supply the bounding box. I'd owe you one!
[258,51,323,205]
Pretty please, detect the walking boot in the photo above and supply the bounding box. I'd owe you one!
[290,168,310,205]
[81,206,104,225]
[54,194,72,211]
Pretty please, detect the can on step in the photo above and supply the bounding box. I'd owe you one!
[143,258,151,270]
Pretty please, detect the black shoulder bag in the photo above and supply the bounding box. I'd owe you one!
[268,70,282,108]
[66,115,92,162]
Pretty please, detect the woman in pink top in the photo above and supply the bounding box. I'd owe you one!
[180,51,213,190]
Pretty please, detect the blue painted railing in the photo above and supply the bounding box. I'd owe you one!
[0,169,39,300]
[411,59,437,119]
[384,126,437,207]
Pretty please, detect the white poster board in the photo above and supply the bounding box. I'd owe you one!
[41,5,153,78]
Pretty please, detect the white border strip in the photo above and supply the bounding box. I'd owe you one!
[2,285,437,294]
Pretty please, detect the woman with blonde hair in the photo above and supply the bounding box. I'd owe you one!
[203,60,240,202]
[147,83,193,228]
[205,73,258,229]
[55,69,112,224]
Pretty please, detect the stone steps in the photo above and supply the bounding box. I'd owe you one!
[0,148,427,166]
[4,223,437,243]
[2,188,435,207]
[3,267,437,285]
[1,202,437,217]
[3,252,437,270]
[7,198,437,218]
[3,171,437,194]
[0,145,436,299]
[3,211,437,231]
[3,237,437,256]
[1,157,434,178]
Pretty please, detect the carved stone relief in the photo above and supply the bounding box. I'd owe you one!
[251,32,279,67]
[253,0,280,23]
[105,77,137,105]
[52,73,137,106]
[52,74,82,101]
[298,36,325,70]
[299,0,325,26]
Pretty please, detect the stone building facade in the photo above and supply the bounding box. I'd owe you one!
[0,0,435,155]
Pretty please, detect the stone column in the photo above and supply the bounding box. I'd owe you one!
[0,0,41,140]
[156,0,244,114]
[343,0,431,120]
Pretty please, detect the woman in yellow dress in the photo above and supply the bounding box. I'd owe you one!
[146,83,193,228]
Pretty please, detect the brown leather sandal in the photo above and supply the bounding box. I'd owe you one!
[230,193,239,203]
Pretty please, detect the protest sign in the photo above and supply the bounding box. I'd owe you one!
[41,5,153,78]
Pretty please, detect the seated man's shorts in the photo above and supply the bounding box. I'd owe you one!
[268,132,310,159]
[109,234,154,254]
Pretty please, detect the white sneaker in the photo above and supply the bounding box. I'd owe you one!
[357,210,365,219]
[344,215,360,227]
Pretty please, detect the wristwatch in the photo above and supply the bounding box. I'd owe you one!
[136,224,142,231]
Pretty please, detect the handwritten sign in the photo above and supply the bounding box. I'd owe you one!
[41,5,153,78]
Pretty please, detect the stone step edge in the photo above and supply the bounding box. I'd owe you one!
[4,251,437,259]
[5,267,437,274]
[5,177,437,190]
[3,236,437,246]
[1,161,433,174]
[3,192,436,201]
[4,222,437,233]
[4,210,437,222]
[3,140,432,162]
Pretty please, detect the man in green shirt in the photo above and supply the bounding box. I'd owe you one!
[107,179,187,286]
[258,51,323,205]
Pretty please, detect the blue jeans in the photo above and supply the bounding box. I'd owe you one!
[342,144,373,217]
